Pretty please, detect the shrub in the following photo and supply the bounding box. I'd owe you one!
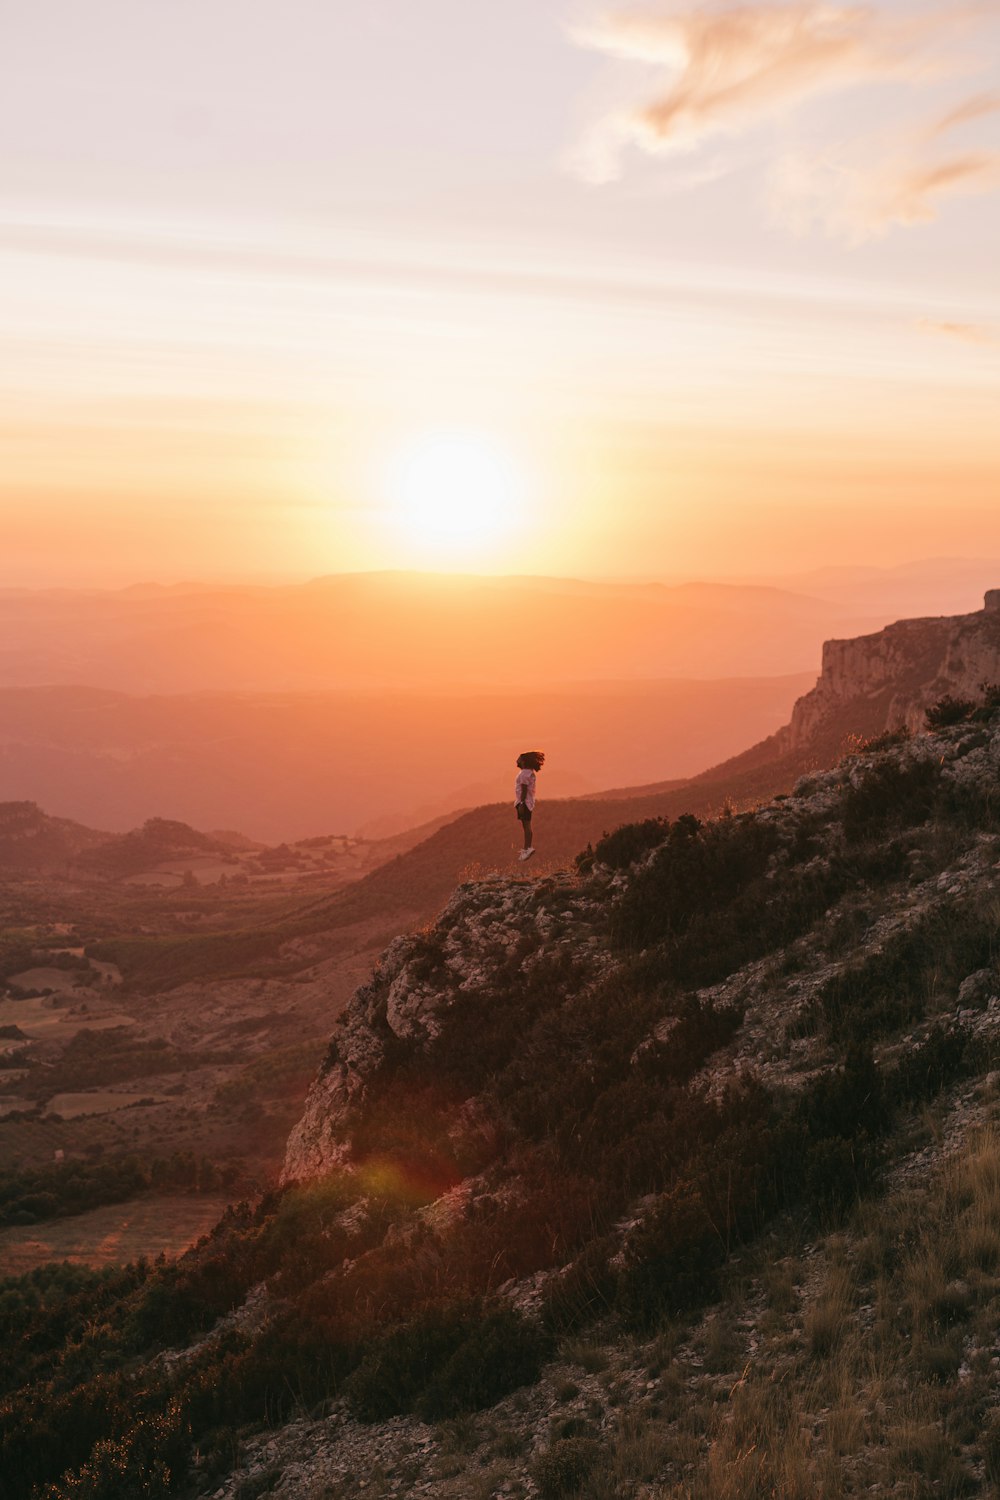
[798,1045,887,1143]
[926,681,1000,730]
[418,1304,551,1419]
[540,1238,617,1335]
[614,813,777,952]
[984,1410,1000,1484]
[617,1178,728,1329]
[585,818,670,872]
[926,695,977,729]
[531,1437,604,1498]
[640,996,745,1084]
[852,726,912,753]
[818,900,997,1046]
[342,1299,536,1423]
[888,1021,975,1107]
[613,810,848,988]
[841,755,943,843]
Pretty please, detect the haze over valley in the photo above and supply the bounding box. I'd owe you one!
[3,561,998,838]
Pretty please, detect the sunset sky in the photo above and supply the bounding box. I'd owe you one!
[3,0,999,585]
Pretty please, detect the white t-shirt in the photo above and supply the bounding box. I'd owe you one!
[514,768,536,811]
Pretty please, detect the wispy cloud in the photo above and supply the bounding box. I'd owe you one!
[771,95,1000,240]
[572,2,960,178]
[918,317,1000,346]
[572,1,1000,236]
[926,90,1000,138]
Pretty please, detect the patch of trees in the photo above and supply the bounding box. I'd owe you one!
[0,1152,237,1228]
[20,1028,209,1099]
[77,818,226,878]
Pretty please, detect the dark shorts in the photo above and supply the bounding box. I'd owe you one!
[516,804,532,822]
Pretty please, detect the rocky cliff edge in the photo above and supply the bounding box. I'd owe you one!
[783,589,1000,750]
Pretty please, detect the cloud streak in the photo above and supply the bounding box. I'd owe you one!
[926,90,1000,138]
[574,2,1000,237]
[918,318,1000,346]
[572,2,960,176]
[771,92,1000,240]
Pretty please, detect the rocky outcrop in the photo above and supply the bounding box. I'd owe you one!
[783,593,1000,750]
[284,706,1000,1193]
[282,594,1000,1193]
[282,872,611,1182]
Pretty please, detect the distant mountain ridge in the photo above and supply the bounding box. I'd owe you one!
[0,802,457,890]
[0,571,883,693]
[0,674,812,840]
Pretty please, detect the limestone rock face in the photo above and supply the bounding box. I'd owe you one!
[785,595,1000,750]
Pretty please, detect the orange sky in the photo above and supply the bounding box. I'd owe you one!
[2,1,999,585]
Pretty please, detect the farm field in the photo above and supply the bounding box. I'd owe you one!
[0,1193,234,1275]
[43,1091,169,1119]
[0,993,136,1041]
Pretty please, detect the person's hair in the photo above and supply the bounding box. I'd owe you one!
[517,750,545,771]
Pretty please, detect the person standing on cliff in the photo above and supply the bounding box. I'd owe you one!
[515,751,545,861]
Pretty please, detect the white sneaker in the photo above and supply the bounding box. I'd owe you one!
[518,848,536,861]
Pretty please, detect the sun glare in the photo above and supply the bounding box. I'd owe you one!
[385,431,523,557]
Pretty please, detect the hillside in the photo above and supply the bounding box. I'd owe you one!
[95,770,810,994]
[61,593,1000,1000]
[0,801,453,890]
[0,801,110,874]
[7,702,1000,1497]
[74,817,233,877]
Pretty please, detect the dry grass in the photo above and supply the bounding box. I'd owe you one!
[581,1410,676,1497]
[699,1310,746,1374]
[760,1258,800,1315]
[206,1123,1000,1500]
[804,1263,854,1358]
[663,1376,821,1500]
[561,1338,610,1374]
[598,1123,1000,1499]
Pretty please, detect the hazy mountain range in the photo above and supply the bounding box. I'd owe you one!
[1,562,994,839]
[2,558,993,695]
[0,570,891,692]
[0,676,811,841]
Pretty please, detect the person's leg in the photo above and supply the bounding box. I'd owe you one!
[522,812,533,849]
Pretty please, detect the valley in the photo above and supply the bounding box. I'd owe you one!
[5,589,1000,1277]
[0,851,391,1274]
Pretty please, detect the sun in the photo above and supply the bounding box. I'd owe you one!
[385,430,523,557]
